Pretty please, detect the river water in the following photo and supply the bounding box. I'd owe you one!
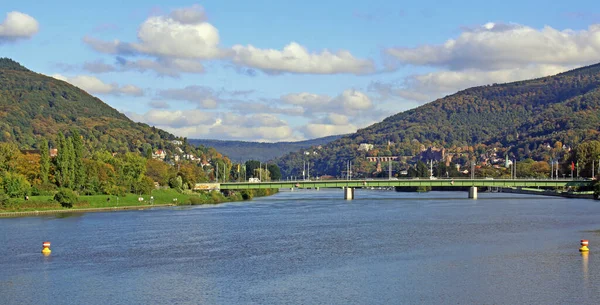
[1,190,600,304]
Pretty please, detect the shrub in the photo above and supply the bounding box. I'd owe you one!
[0,191,9,206]
[0,172,31,198]
[241,190,253,200]
[54,188,79,208]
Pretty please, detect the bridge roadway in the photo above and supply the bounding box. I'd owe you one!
[220,178,593,200]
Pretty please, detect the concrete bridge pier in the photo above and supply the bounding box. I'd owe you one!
[344,187,355,200]
[468,187,478,199]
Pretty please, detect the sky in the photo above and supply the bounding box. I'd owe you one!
[2,0,600,142]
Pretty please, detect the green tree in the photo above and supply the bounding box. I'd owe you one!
[39,139,50,184]
[55,132,71,188]
[117,153,147,192]
[0,172,31,198]
[0,143,21,173]
[245,160,261,179]
[267,164,282,181]
[71,130,85,190]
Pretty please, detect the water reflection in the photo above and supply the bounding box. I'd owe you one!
[582,251,589,282]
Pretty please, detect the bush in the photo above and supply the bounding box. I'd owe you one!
[0,191,9,206]
[132,176,155,195]
[240,190,253,200]
[54,188,79,208]
[30,182,57,196]
[1,172,31,198]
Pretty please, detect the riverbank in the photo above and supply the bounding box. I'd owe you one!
[0,204,176,218]
[499,187,595,199]
[0,188,279,218]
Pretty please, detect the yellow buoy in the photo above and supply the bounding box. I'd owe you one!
[42,241,51,255]
[579,239,589,252]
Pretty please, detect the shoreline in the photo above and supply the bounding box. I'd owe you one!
[498,187,595,199]
[0,203,177,218]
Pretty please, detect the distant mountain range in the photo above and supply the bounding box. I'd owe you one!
[188,135,345,162]
[276,62,600,177]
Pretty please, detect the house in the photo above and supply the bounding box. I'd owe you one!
[171,140,183,145]
[183,154,196,161]
[49,148,58,157]
[358,143,374,152]
[153,149,166,160]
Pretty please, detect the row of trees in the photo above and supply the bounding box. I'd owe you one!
[0,133,281,202]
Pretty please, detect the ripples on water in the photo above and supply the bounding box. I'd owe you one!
[2,190,600,304]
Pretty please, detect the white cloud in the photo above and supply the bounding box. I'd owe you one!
[51,74,144,96]
[408,64,570,95]
[134,109,215,128]
[169,4,207,24]
[374,63,572,104]
[116,57,205,77]
[302,123,356,139]
[282,89,373,115]
[128,109,300,142]
[0,11,39,43]
[386,23,600,70]
[379,22,600,104]
[82,60,116,73]
[83,5,374,76]
[132,15,224,59]
[157,86,226,109]
[232,42,375,75]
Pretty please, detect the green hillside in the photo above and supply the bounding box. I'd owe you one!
[189,135,344,162]
[0,58,174,152]
[276,63,600,177]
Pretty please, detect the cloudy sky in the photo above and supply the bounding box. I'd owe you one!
[2,1,600,142]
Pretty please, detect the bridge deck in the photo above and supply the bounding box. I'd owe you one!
[220,179,591,190]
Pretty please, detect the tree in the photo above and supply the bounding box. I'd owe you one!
[0,143,21,173]
[132,176,155,195]
[245,160,261,179]
[16,153,41,185]
[267,164,282,181]
[0,172,31,198]
[117,153,147,192]
[54,188,78,208]
[146,159,172,186]
[39,139,50,183]
[55,132,71,188]
[71,130,85,190]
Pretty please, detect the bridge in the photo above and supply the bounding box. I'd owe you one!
[219,178,593,200]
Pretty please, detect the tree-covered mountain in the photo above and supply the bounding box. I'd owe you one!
[188,135,344,162]
[0,58,175,152]
[276,62,600,178]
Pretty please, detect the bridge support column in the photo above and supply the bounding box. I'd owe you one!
[468,187,478,199]
[344,187,354,200]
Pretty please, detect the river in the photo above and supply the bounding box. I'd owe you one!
[1,190,600,304]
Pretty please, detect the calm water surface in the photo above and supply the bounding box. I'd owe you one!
[2,190,600,304]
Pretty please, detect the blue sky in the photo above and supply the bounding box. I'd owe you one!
[2,1,600,141]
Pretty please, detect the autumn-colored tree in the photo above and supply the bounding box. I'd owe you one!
[16,153,41,185]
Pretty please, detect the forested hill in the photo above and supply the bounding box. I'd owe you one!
[189,134,344,162]
[0,58,175,151]
[276,62,600,177]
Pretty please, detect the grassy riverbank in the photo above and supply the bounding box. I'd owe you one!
[0,188,278,216]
